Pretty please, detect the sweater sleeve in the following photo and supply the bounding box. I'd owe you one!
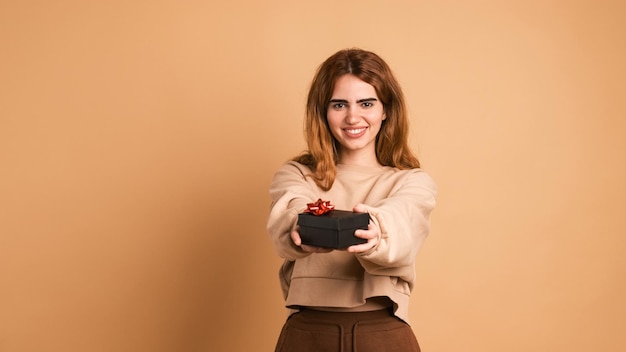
[356,170,437,283]
[266,162,319,260]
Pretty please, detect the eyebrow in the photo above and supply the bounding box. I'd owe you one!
[329,98,378,104]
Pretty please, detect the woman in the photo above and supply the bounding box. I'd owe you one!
[267,48,437,352]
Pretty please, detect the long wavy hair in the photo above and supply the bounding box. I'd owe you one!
[294,48,420,191]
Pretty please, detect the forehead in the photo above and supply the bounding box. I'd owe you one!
[331,74,378,98]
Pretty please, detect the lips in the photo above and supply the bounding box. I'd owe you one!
[343,127,367,138]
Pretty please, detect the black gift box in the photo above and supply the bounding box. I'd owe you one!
[297,210,370,249]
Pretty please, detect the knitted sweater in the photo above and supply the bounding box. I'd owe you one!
[267,161,437,323]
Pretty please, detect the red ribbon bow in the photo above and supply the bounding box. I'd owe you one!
[305,199,335,216]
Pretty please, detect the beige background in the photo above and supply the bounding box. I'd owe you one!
[1,0,625,351]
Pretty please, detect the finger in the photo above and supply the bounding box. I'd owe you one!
[354,229,376,239]
[353,204,367,213]
[347,241,375,253]
[290,226,302,246]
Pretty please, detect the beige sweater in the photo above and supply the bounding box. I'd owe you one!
[267,161,437,323]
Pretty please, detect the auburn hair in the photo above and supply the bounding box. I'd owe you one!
[293,48,420,191]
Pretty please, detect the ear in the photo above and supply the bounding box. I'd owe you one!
[382,111,387,120]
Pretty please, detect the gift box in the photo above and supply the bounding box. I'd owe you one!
[297,209,370,249]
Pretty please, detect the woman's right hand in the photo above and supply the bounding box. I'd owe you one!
[291,225,333,253]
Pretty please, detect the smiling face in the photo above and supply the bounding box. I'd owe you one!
[326,74,386,166]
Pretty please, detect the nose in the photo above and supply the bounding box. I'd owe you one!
[345,106,359,125]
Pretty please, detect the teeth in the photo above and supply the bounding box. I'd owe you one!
[346,128,365,134]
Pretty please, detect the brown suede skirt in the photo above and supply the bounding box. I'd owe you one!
[274,308,421,352]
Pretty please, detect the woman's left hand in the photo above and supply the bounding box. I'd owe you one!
[347,204,380,253]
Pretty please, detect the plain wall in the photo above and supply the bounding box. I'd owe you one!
[1,1,624,351]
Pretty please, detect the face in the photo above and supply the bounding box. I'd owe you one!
[326,74,385,164]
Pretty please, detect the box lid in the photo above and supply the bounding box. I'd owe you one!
[297,210,370,230]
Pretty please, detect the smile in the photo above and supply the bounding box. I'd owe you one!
[344,127,367,136]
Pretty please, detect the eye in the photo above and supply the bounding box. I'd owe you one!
[331,102,346,110]
[361,101,373,108]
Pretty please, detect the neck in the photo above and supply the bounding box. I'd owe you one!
[338,150,381,168]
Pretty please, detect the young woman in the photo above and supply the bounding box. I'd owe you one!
[267,48,437,352]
